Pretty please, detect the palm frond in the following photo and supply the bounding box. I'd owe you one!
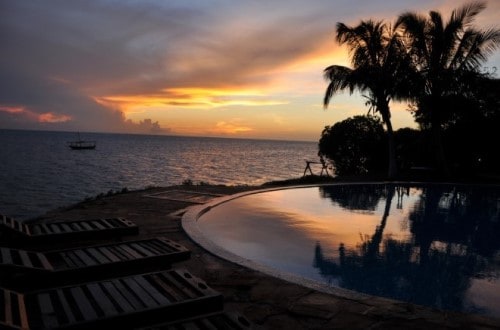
[450,1,486,27]
[323,65,356,108]
[457,27,500,71]
[396,12,429,61]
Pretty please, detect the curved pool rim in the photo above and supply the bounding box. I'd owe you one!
[182,181,423,302]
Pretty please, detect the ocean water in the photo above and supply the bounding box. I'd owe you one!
[0,129,318,220]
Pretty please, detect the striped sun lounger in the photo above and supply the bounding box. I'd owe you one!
[0,269,223,329]
[0,237,190,288]
[137,311,253,330]
[0,215,138,245]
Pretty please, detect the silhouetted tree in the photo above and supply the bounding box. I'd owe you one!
[323,20,412,179]
[396,1,500,176]
[394,127,432,171]
[442,77,500,173]
[318,116,385,176]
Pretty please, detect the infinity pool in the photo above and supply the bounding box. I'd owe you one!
[191,184,500,318]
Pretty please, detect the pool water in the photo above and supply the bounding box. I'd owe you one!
[196,184,500,318]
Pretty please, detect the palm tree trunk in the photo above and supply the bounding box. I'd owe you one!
[429,95,450,177]
[431,124,449,177]
[380,103,398,179]
[386,120,398,180]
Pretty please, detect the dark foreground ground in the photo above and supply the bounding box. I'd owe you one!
[33,184,500,329]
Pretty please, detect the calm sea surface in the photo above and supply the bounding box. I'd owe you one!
[0,129,318,220]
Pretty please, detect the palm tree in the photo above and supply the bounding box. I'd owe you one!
[396,1,500,176]
[323,20,411,179]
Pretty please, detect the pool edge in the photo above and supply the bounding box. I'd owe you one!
[181,182,395,303]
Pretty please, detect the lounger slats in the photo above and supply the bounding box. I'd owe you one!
[76,250,99,267]
[22,224,31,236]
[148,273,185,303]
[69,222,82,231]
[48,224,61,234]
[40,224,51,235]
[98,218,113,229]
[1,248,13,264]
[119,244,144,259]
[129,243,155,257]
[5,290,12,326]
[37,253,53,271]
[0,215,139,245]
[96,247,121,263]
[19,251,33,268]
[113,279,146,310]
[0,238,190,289]
[86,283,119,317]
[0,289,28,329]
[90,220,106,230]
[60,252,84,268]
[11,291,22,327]
[162,271,203,300]
[108,246,133,260]
[123,278,160,308]
[2,217,29,236]
[85,248,110,264]
[38,293,59,328]
[0,291,4,322]
[58,223,71,233]
[72,287,99,321]
[134,277,171,306]
[138,312,253,330]
[17,221,24,233]
[5,217,14,229]
[56,290,77,325]
[101,281,135,313]
[157,272,196,301]
[20,269,223,329]
[30,225,42,235]
[0,248,50,270]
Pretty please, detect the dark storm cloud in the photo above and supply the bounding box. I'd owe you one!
[0,0,202,132]
[0,0,203,89]
[0,0,339,133]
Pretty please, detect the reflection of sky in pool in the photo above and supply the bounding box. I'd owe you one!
[197,184,500,319]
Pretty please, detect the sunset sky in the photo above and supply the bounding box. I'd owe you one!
[1,0,499,141]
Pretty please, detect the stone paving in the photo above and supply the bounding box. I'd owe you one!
[36,185,500,329]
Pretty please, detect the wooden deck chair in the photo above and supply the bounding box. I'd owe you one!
[137,311,253,329]
[0,215,138,245]
[0,237,190,288]
[0,269,223,329]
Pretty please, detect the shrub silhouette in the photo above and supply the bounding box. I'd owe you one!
[318,115,385,176]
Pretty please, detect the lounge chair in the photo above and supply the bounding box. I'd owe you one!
[0,269,223,329]
[137,311,253,329]
[0,237,190,288]
[0,214,138,245]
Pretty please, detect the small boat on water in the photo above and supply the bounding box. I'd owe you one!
[67,133,96,150]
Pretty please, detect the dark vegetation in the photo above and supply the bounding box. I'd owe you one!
[320,2,500,180]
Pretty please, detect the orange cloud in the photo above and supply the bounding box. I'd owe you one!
[0,105,72,123]
[0,105,25,114]
[94,87,288,114]
[38,112,72,123]
[210,119,254,135]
